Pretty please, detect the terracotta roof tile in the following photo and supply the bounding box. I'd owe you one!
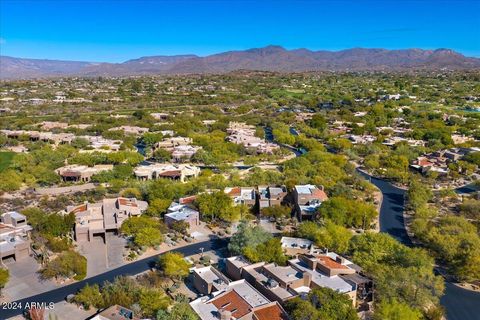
[253,303,289,320]
[318,256,349,270]
[210,290,251,319]
[226,187,241,197]
[311,189,329,201]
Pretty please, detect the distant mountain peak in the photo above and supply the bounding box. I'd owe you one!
[1,46,479,79]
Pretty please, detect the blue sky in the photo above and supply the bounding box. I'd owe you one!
[0,0,479,62]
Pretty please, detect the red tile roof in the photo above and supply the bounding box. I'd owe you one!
[69,204,88,214]
[118,198,138,207]
[253,303,289,320]
[210,290,251,319]
[179,195,197,204]
[318,256,349,270]
[226,187,241,197]
[312,189,329,201]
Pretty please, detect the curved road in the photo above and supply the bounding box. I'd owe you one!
[0,238,227,318]
[361,172,480,320]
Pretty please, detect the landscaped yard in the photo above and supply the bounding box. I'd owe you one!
[0,151,15,172]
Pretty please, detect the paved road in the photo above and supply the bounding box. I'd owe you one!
[0,238,226,318]
[360,171,480,320]
[358,172,412,245]
[455,182,479,194]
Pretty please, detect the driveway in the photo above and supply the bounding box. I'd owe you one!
[106,233,127,269]
[78,237,107,277]
[2,255,57,301]
[0,239,226,318]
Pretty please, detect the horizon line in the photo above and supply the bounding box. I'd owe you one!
[2,45,479,64]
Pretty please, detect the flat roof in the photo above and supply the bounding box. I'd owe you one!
[289,259,354,294]
[193,266,229,291]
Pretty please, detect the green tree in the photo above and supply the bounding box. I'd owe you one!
[41,251,87,280]
[407,179,432,211]
[74,284,103,310]
[0,169,22,191]
[350,233,444,310]
[318,197,377,229]
[196,191,237,222]
[0,268,9,295]
[134,227,163,247]
[309,114,327,131]
[158,252,190,281]
[156,302,199,320]
[244,238,287,265]
[374,300,422,320]
[121,216,163,248]
[297,220,352,253]
[285,287,359,320]
[260,205,291,220]
[228,221,272,256]
[138,288,171,317]
[146,198,172,217]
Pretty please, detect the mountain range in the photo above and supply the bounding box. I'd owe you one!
[1,46,480,79]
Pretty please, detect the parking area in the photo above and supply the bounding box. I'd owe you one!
[106,233,127,269]
[78,237,107,277]
[2,255,58,301]
[46,300,96,320]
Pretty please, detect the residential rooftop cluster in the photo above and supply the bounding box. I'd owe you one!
[226,122,279,154]
[189,242,373,320]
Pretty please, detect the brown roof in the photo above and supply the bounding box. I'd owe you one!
[69,204,88,214]
[179,195,197,204]
[418,158,433,167]
[97,304,139,320]
[118,198,138,207]
[159,170,182,178]
[210,290,251,319]
[253,303,289,320]
[312,189,329,201]
[226,187,241,197]
[61,171,81,177]
[318,256,349,270]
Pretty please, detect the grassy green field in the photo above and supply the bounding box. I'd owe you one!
[0,151,15,172]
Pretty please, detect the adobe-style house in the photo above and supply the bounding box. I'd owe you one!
[226,122,280,155]
[66,197,148,243]
[164,201,200,229]
[190,279,289,320]
[225,251,372,308]
[293,185,328,221]
[0,212,32,261]
[224,187,256,207]
[56,164,113,182]
[134,163,200,182]
[258,185,288,210]
[191,265,231,295]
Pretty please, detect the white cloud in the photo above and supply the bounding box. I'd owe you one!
[0,38,6,45]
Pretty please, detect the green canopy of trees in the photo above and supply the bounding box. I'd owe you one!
[120,216,164,248]
[158,252,190,281]
[41,250,87,280]
[297,220,352,253]
[228,221,272,256]
[349,233,444,311]
[318,197,377,229]
[0,268,9,294]
[285,287,359,320]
